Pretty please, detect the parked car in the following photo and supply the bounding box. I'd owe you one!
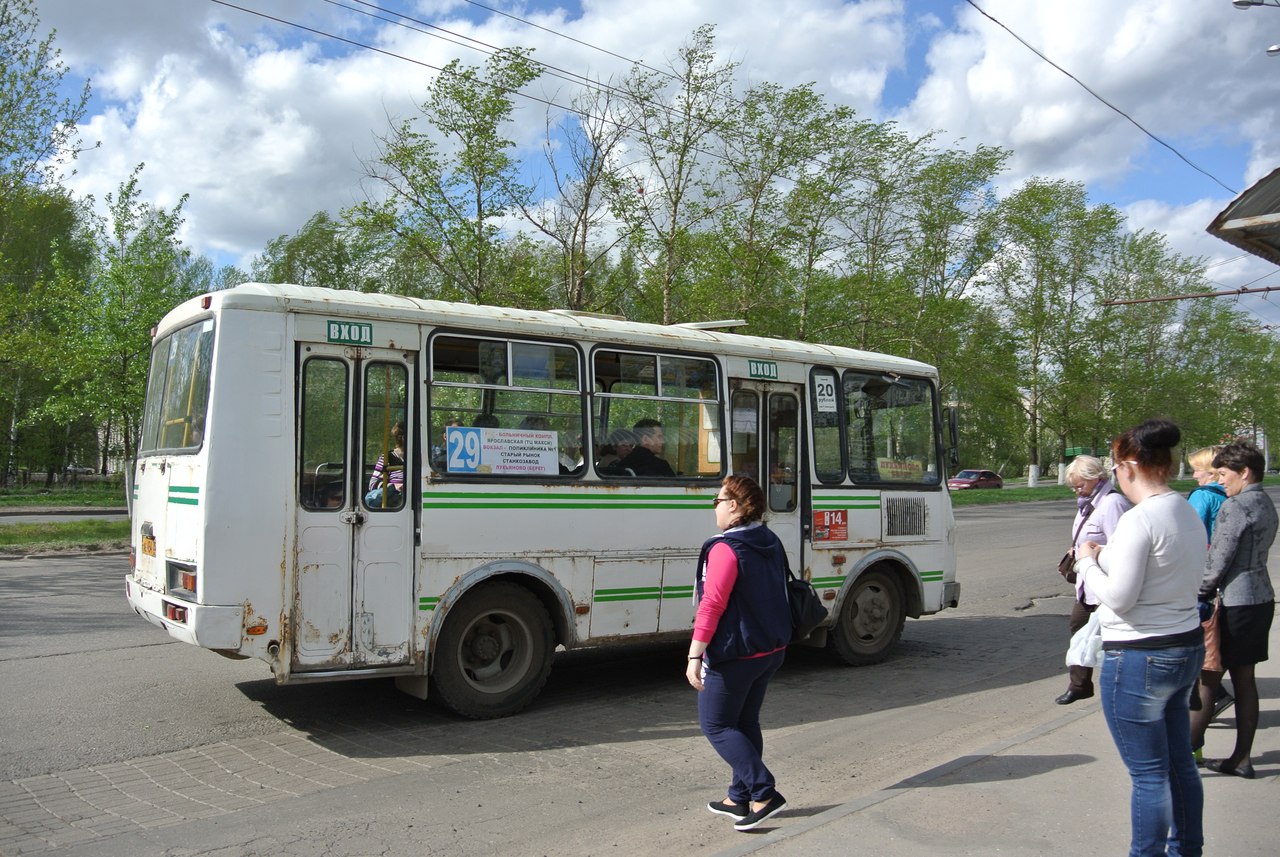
[947,469,1003,490]
[65,463,95,475]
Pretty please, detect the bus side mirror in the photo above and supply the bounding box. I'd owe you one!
[945,406,959,472]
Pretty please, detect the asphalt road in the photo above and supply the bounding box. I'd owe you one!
[0,496,1268,856]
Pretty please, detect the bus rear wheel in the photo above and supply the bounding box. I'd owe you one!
[431,582,554,719]
[829,568,904,666]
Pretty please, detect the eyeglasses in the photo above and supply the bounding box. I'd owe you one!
[1110,460,1139,479]
[712,496,734,507]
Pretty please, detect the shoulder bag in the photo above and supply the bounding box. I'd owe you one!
[1058,499,1094,583]
[787,565,828,642]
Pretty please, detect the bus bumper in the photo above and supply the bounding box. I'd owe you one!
[125,576,243,650]
[942,580,961,609]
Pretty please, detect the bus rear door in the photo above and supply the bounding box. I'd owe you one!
[293,342,416,672]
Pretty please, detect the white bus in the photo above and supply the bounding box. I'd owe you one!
[126,283,960,718]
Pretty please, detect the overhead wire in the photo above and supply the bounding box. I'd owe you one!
[214,0,1264,313]
[962,0,1238,196]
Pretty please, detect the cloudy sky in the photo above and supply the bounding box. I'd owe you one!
[33,0,1280,321]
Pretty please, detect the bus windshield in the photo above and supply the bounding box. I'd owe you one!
[139,318,214,454]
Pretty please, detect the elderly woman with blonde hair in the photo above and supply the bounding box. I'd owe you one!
[1056,454,1132,704]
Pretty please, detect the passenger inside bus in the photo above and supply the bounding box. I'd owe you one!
[431,418,463,471]
[365,421,406,508]
[597,428,638,474]
[617,419,676,477]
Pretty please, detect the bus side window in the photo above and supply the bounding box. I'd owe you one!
[593,350,721,480]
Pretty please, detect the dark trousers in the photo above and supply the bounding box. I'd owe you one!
[1068,600,1099,694]
[698,649,786,804]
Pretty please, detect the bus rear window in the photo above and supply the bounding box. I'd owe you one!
[139,319,214,454]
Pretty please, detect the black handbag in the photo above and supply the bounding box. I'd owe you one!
[787,567,828,642]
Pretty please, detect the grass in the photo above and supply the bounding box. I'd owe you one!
[0,519,130,554]
[0,482,127,509]
[0,483,129,553]
[949,478,1199,506]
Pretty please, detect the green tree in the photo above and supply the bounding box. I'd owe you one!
[0,0,91,195]
[615,24,736,323]
[0,0,95,483]
[777,111,878,343]
[349,48,542,304]
[518,84,634,311]
[705,82,833,330]
[988,179,1122,478]
[252,211,365,290]
[41,165,197,463]
[0,185,93,484]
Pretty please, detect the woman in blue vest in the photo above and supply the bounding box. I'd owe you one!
[686,475,791,832]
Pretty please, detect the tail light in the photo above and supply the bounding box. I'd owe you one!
[164,602,188,623]
[167,561,197,596]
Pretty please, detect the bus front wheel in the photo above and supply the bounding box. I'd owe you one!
[829,568,905,666]
[431,582,555,719]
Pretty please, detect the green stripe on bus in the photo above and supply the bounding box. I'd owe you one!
[812,503,880,510]
[812,495,878,501]
[919,570,944,581]
[419,597,439,611]
[422,491,710,510]
[426,491,711,502]
[810,577,844,587]
[422,501,706,510]
[595,585,693,603]
[812,495,880,509]
[167,485,200,506]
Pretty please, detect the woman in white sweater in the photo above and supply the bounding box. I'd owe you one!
[1075,418,1206,857]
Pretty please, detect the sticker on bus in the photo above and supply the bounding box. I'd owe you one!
[813,509,848,541]
[446,426,560,475]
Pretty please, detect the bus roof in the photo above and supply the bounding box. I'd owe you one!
[169,283,937,377]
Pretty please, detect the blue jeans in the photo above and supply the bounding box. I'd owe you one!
[698,650,785,804]
[1100,643,1205,857]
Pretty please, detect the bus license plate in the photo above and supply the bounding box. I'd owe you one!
[142,535,156,557]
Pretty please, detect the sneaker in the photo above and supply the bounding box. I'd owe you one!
[707,799,749,819]
[734,792,788,831]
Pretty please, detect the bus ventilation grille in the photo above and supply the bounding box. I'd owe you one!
[885,497,928,536]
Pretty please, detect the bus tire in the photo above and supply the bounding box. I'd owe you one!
[431,582,554,719]
[828,568,904,666]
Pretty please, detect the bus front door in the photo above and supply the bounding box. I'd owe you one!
[727,381,805,572]
[294,344,416,672]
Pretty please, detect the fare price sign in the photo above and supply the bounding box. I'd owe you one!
[812,509,848,541]
[446,427,559,475]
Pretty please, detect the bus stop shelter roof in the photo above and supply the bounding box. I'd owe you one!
[1207,165,1280,266]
